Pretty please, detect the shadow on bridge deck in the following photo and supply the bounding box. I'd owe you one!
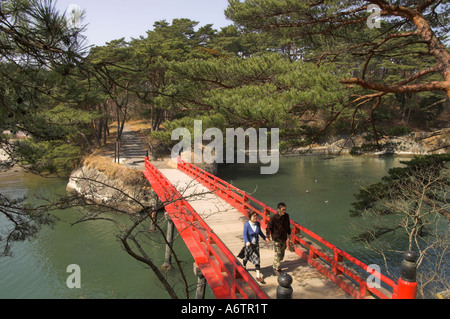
[159,168,352,299]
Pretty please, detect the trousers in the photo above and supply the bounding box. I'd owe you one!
[273,241,287,270]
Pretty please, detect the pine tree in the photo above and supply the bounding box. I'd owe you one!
[225,0,450,133]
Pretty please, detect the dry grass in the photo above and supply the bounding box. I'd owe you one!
[83,155,146,186]
[127,119,153,131]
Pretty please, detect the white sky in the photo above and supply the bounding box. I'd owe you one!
[54,0,233,47]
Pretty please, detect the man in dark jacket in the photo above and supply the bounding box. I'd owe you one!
[266,202,291,276]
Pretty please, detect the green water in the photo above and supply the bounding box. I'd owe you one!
[0,155,412,298]
[217,155,413,265]
[0,170,196,299]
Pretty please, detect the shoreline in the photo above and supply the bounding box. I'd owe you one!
[0,149,442,177]
[0,165,25,177]
[1,127,447,177]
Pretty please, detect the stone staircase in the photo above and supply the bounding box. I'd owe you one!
[118,125,148,168]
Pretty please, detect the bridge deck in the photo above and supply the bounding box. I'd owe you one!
[159,168,351,299]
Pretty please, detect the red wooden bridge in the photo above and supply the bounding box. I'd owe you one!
[143,156,416,299]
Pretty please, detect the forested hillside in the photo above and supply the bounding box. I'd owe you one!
[1,0,448,174]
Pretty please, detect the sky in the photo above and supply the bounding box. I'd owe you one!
[53,0,233,47]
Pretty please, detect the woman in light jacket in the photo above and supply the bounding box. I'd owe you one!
[243,211,270,283]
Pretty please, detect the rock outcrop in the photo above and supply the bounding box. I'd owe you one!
[289,129,449,156]
[66,156,155,212]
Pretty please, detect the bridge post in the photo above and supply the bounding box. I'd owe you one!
[242,194,250,216]
[162,213,175,271]
[263,207,270,227]
[193,263,207,299]
[397,250,417,299]
[149,207,164,231]
[277,273,293,299]
[114,141,118,163]
[150,197,163,231]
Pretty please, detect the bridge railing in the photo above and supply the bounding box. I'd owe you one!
[144,158,268,299]
[177,157,401,299]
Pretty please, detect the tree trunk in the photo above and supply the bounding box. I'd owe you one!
[411,14,450,97]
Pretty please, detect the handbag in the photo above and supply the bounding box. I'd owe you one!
[237,246,246,259]
[288,240,295,252]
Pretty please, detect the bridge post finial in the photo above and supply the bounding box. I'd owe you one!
[276,273,293,299]
[397,250,417,299]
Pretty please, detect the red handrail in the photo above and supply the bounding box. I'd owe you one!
[143,158,268,299]
[177,157,400,299]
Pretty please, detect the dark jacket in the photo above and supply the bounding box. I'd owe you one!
[266,213,291,242]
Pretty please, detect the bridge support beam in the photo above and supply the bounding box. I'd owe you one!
[162,213,175,271]
[194,263,207,299]
[149,206,164,232]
